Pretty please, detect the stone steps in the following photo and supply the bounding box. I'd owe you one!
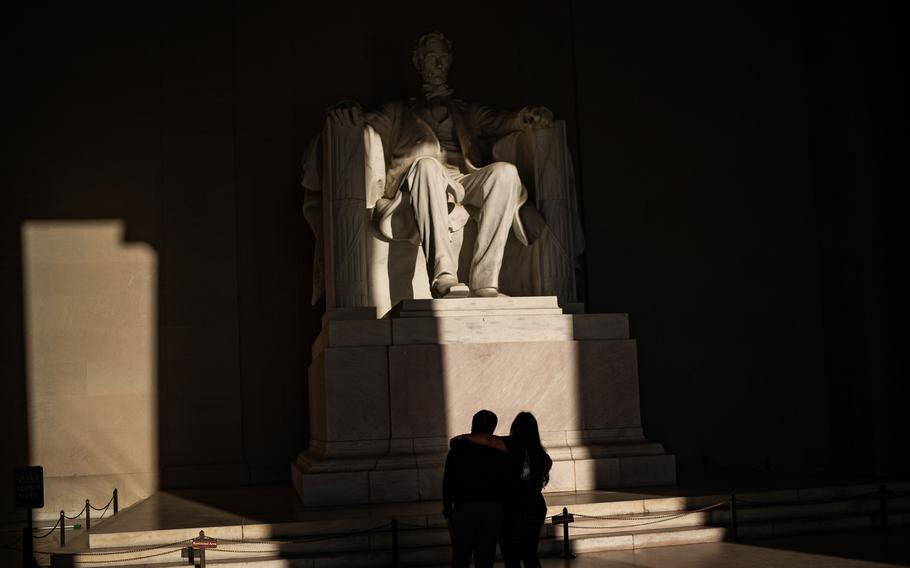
[59,512,910,568]
[51,482,910,568]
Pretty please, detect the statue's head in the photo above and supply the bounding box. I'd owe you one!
[412,32,453,87]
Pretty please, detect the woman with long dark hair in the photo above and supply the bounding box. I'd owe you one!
[454,411,552,567]
[500,412,551,568]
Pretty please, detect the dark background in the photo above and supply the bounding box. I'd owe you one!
[2,0,906,516]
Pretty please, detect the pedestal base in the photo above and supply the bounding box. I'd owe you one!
[293,298,675,507]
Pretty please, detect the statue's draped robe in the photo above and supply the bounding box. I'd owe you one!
[301,98,585,303]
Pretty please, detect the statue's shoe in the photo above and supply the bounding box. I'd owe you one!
[432,275,469,299]
[470,287,500,298]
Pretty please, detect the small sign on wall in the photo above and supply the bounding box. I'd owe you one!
[15,466,44,509]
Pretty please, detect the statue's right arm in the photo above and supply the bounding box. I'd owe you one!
[326,100,364,127]
[327,101,397,132]
[326,100,397,153]
[362,101,398,146]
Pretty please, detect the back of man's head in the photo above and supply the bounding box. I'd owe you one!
[471,410,497,435]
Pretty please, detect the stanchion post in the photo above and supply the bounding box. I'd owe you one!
[199,530,207,568]
[391,517,400,567]
[559,507,575,560]
[85,499,91,532]
[113,488,119,515]
[22,521,35,568]
[59,510,65,547]
[879,485,888,529]
[728,494,738,541]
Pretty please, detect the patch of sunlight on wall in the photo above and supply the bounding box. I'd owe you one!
[22,220,158,518]
[440,341,582,493]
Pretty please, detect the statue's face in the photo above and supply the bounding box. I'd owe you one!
[418,41,451,86]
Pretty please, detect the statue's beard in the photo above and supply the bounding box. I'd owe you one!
[422,78,454,99]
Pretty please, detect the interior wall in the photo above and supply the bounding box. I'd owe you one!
[572,4,833,477]
[21,222,158,517]
[800,3,906,476]
[1,0,904,520]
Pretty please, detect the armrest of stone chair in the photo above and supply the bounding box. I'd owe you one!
[492,121,582,304]
[319,121,428,316]
[319,121,386,311]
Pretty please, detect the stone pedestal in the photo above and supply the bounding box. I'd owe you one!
[292,298,675,507]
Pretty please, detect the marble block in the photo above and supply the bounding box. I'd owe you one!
[308,347,389,445]
[391,314,574,345]
[311,318,391,358]
[293,301,675,507]
[387,340,641,440]
[392,296,560,316]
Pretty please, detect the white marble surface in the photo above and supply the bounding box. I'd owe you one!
[387,340,641,439]
[295,302,674,506]
[309,347,390,444]
[392,314,574,344]
[393,296,560,314]
[312,318,391,358]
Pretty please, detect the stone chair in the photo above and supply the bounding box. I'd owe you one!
[310,120,584,317]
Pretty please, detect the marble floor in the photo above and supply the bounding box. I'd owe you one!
[529,527,910,567]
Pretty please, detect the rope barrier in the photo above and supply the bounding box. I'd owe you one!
[567,501,729,530]
[95,502,112,522]
[89,494,115,512]
[68,547,187,564]
[574,511,693,521]
[58,539,194,556]
[63,505,87,520]
[32,518,61,540]
[571,500,729,523]
[217,522,392,546]
[0,534,23,550]
[16,485,905,565]
[55,491,116,521]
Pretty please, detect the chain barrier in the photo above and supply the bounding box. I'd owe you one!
[56,539,194,556]
[25,523,396,565]
[95,502,112,522]
[32,517,61,540]
[217,522,393,546]
[1,534,23,550]
[72,547,188,564]
[17,485,906,565]
[574,510,698,521]
[88,494,115,512]
[62,505,86,521]
[567,500,729,530]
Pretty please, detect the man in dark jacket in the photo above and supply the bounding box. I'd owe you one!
[442,409,509,568]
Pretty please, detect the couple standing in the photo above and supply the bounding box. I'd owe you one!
[442,410,552,568]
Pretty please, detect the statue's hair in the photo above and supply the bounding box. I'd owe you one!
[412,31,453,70]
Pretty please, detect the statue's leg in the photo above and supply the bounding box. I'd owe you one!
[403,157,466,297]
[461,162,523,293]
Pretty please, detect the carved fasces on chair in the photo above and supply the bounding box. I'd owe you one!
[530,123,576,304]
[322,122,383,309]
[495,122,577,305]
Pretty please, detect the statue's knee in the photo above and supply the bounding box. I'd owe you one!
[490,162,520,185]
[413,157,443,177]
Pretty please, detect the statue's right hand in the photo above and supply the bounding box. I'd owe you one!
[327,101,364,127]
